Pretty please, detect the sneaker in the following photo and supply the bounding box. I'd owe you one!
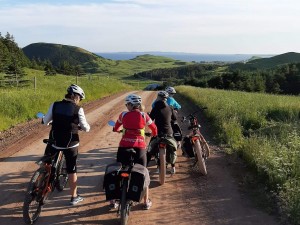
[143,199,152,210]
[171,167,176,174]
[70,195,84,205]
[109,200,119,209]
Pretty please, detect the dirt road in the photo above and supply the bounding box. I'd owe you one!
[0,91,280,225]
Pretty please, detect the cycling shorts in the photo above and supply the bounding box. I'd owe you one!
[117,147,147,167]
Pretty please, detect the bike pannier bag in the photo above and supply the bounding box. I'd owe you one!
[182,136,195,157]
[103,162,122,201]
[127,163,150,202]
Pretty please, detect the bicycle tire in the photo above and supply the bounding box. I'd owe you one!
[159,148,166,185]
[120,179,129,225]
[200,134,210,158]
[23,168,48,224]
[194,140,207,175]
[56,155,68,191]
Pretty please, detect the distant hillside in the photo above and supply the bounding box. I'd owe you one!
[22,42,189,76]
[22,43,105,73]
[230,52,300,70]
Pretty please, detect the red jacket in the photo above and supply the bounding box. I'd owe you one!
[114,109,157,148]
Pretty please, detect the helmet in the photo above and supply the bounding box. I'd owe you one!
[67,84,85,99]
[125,94,142,105]
[165,86,176,94]
[157,91,169,99]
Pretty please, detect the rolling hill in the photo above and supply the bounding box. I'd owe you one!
[22,43,190,76]
[230,52,300,70]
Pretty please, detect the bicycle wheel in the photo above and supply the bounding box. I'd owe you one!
[194,140,207,175]
[159,148,166,185]
[23,168,49,224]
[56,155,68,191]
[120,179,129,225]
[200,134,210,158]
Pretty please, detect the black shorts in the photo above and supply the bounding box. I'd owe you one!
[44,144,78,174]
[117,147,147,167]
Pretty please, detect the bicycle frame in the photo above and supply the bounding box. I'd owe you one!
[23,140,68,225]
[182,110,209,175]
[37,150,64,196]
[116,149,136,225]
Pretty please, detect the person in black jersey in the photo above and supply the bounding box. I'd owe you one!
[148,91,178,174]
[42,84,90,205]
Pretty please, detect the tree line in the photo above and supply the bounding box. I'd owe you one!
[134,63,300,95]
[0,32,88,87]
[0,32,30,86]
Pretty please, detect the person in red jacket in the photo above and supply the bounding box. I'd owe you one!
[113,94,157,210]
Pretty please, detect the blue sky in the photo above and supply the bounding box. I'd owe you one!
[0,0,299,54]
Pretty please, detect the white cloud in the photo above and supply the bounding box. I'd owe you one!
[1,0,300,53]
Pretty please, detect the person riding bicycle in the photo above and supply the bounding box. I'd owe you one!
[148,91,178,174]
[165,86,183,148]
[165,86,181,111]
[112,94,157,210]
[42,84,90,205]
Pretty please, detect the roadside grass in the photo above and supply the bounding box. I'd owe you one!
[176,85,300,224]
[0,68,133,131]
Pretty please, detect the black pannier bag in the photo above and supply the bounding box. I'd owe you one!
[181,136,195,157]
[172,122,182,141]
[127,163,150,202]
[103,162,122,201]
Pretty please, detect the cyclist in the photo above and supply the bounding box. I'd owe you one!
[165,86,183,149]
[165,86,181,110]
[42,84,90,205]
[112,94,157,210]
[148,91,178,174]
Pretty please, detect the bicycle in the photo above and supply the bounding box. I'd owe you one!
[105,121,151,225]
[182,108,210,175]
[148,135,177,185]
[23,139,68,224]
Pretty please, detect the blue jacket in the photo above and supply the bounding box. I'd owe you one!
[152,97,181,110]
[166,97,181,110]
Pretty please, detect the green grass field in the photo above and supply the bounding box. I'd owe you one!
[177,86,300,224]
[0,68,133,131]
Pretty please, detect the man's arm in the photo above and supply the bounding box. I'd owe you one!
[78,108,90,132]
[42,103,54,125]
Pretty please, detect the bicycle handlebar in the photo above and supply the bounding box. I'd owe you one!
[181,107,207,122]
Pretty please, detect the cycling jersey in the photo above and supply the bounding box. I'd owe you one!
[166,97,181,110]
[150,100,177,136]
[43,99,90,148]
[152,97,181,110]
[114,109,157,148]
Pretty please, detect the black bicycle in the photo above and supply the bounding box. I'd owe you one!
[105,120,151,225]
[23,139,68,224]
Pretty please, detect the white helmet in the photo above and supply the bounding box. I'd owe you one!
[67,84,85,99]
[157,90,169,99]
[165,86,176,94]
[125,94,142,105]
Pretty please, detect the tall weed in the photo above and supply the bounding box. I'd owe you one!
[177,86,300,224]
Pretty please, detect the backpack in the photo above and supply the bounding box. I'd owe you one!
[181,136,195,157]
